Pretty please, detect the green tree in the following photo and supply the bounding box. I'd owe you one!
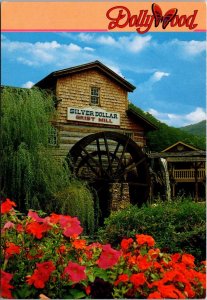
[129,103,206,151]
[0,87,95,234]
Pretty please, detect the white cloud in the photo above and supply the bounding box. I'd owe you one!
[84,47,95,52]
[66,43,81,52]
[169,39,206,56]
[2,36,96,67]
[97,36,117,45]
[185,107,206,123]
[151,71,170,82]
[107,64,124,77]
[22,81,34,88]
[96,34,152,53]
[78,33,94,42]
[125,35,152,53]
[138,70,170,94]
[148,107,206,127]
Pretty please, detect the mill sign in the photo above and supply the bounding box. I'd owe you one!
[67,107,120,126]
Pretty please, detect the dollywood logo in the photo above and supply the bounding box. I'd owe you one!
[106,3,198,34]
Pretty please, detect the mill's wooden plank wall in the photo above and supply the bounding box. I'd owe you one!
[51,69,146,159]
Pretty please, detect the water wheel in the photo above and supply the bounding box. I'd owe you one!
[67,131,150,218]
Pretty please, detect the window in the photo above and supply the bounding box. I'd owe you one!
[48,126,58,146]
[90,87,100,105]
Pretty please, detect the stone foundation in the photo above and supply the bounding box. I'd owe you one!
[110,183,130,212]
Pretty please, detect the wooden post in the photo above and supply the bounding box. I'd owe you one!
[194,162,198,202]
[172,183,176,198]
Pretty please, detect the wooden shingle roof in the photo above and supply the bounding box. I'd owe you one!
[35,60,136,92]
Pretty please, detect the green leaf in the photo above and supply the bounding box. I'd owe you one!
[94,267,109,281]
[68,289,86,299]
[151,273,160,281]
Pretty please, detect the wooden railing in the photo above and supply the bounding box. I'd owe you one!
[172,168,206,182]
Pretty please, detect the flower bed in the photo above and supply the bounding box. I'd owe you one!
[1,198,206,299]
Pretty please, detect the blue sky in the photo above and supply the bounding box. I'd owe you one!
[1,31,206,127]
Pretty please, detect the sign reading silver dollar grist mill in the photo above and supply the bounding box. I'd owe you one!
[67,107,120,126]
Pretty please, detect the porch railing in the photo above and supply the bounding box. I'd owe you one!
[172,168,206,181]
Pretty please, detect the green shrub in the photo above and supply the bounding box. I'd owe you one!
[53,180,97,234]
[97,199,206,262]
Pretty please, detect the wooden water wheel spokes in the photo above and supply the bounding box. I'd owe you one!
[68,131,150,205]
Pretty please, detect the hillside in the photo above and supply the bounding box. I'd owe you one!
[129,103,206,152]
[180,120,206,137]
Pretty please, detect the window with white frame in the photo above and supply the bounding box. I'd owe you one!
[90,87,100,106]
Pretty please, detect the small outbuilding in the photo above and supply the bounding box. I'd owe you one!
[161,141,206,200]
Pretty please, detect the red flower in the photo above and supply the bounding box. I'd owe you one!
[36,261,56,275]
[114,274,129,286]
[27,261,55,289]
[137,255,152,270]
[148,248,160,259]
[63,261,86,282]
[72,239,86,250]
[49,213,60,224]
[59,215,83,237]
[182,253,195,267]
[28,210,47,223]
[85,285,91,295]
[1,270,14,298]
[147,291,162,299]
[5,242,21,258]
[130,273,146,287]
[158,284,185,299]
[26,270,46,289]
[171,253,181,264]
[26,221,51,239]
[121,238,133,251]
[97,244,121,269]
[1,199,16,214]
[16,223,24,233]
[57,245,67,255]
[136,234,155,247]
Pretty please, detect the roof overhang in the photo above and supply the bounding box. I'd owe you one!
[35,60,136,92]
[126,107,158,131]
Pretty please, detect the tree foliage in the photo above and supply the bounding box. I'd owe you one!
[181,120,206,137]
[0,87,95,232]
[129,103,206,152]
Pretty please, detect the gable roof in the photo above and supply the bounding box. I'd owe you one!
[126,107,158,131]
[162,141,200,152]
[35,60,136,92]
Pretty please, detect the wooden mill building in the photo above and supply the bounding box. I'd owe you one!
[35,61,157,213]
[35,60,156,156]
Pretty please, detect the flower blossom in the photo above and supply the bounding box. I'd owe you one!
[5,242,21,259]
[26,261,55,289]
[1,198,16,214]
[182,253,195,267]
[114,274,129,286]
[130,273,146,287]
[26,221,51,239]
[59,215,83,237]
[63,261,86,282]
[97,244,121,269]
[136,234,155,247]
[121,238,133,251]
[1,270,14,298]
